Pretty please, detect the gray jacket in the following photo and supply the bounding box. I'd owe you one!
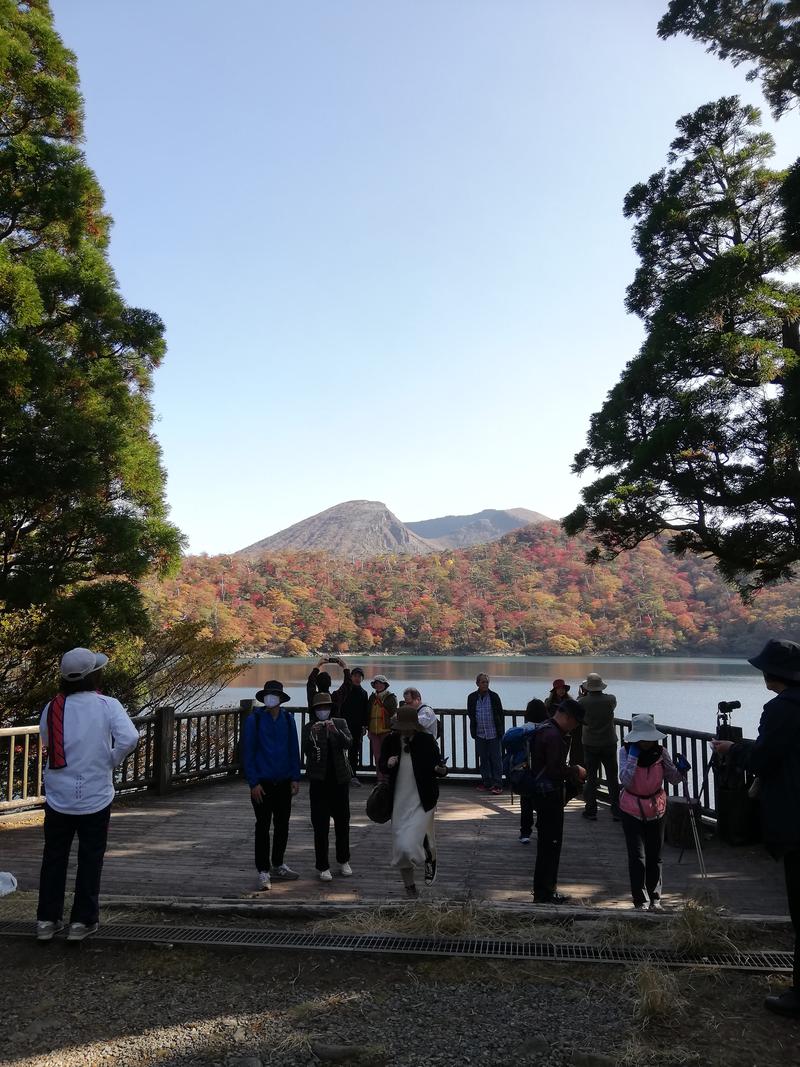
[579,692,618,748]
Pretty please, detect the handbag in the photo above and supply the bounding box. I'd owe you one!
[366,780,393,824]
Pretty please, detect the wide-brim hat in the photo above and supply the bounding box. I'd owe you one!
[371,675,390,687]
[255,680,291,704]
[552,679,570,691]
[312,692,332,709]
[390,706,424,734]
[626,713,665,743]
[60,648,109,681]
[582,672,607,692]
[748,639,800,682]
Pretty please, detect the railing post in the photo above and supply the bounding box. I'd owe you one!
[237,699,254,778]
[153,706,175,795]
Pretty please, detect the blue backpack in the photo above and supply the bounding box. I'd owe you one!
[502,723,544,796]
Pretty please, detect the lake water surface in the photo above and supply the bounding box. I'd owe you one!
[215,655,769,738]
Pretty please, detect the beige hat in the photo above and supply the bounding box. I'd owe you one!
[390,706,423,734]
[582,672,607,692]
[626,713,665,743]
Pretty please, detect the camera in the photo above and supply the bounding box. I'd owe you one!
[716,699,742,738]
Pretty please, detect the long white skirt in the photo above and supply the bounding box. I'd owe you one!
[391,748,436,869]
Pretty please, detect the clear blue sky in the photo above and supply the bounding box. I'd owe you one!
[50,1,795,554]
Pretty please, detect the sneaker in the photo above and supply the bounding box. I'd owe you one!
[534,892,569,905]
[490,786,504,795]
[649,900,663,913]
[582,810,598,821]
[635,902,650,912]
[404,883,419,899]
[764,990,800,1018]
[350,777,362,788]
[339,862,353,877]
[36,920,64,942]
[519,835,531,845]
[66,922,99,942]
[475,784,490,793]
[257,870,271,891]
[271,864,299,881]
[319,869,333,882]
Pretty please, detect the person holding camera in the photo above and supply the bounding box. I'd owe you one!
[618,714,687,912]
[711,639,800,1018]
[302,693,353,882]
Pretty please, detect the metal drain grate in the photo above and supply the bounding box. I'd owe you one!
[0,920,791,973]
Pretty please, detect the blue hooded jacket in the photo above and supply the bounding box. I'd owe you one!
[242,708,301,788]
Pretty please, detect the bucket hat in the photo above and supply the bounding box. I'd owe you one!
[625,713,665,743]
[371,674,390,688]
[551,678,570,691]
[390,706,424,734]
[60,648,109,681]
[581,672,607,692]
[312,692,332,709]
[748,639,800,682]
[255,680,291,704]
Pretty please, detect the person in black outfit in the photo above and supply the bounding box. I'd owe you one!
[528,697,586,904]
[302,693,353,881]
[712,639,800,1018]
[518,699,548,844]
[334,662,369,786]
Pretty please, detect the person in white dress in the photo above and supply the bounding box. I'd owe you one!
[379,705,448,898]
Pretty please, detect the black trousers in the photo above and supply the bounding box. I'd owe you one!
[345,726,363,778]
[785,848,800,989]
[309,778,351,871]
[520,794,535,838]
[250,779,293,872]
[37,803,111,925]
[583,745,620,815]
[621,811,665,905]
[532,791,564,900]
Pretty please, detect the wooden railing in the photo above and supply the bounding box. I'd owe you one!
[1,706,726,817]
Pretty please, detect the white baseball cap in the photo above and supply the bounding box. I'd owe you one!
[60,647,110,680]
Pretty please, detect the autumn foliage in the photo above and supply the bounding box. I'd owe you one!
[144,525,800,658]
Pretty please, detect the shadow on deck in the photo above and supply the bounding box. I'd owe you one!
[0,778,788,916]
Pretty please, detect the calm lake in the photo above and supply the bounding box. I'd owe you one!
[214,655,769,738]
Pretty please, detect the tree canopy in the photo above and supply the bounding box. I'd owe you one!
[564,97,800,593]
[0,1,184,711]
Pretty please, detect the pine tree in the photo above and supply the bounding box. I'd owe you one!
[0,1,183,708]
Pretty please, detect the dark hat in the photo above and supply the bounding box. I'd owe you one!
[312,692,333,708]
[255,680,291,704]
[552,679,570,691]
[557,696,585,723]
[748,639,800,682]
[390,706,424,734]
[350,666,365,678]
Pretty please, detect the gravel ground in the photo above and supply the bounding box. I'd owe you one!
[1,938,799,1067]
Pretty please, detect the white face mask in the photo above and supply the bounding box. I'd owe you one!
[264,694,281,709]
[315,708,331,721]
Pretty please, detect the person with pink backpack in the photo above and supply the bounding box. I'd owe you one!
[618,713,687,912]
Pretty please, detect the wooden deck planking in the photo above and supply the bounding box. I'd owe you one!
[0,779,789,914]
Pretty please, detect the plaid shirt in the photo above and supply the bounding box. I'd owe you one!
[475,692,496,740]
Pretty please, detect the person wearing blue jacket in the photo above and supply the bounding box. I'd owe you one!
[242,680,301,890]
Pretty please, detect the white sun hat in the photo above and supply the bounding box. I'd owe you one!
[625,713,666,743]
[60,648,109,681]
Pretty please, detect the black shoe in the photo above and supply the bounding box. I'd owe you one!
[764,990,800,1018]
[534,892,569,905]
[404,884,419,899]
[582,810,597,821]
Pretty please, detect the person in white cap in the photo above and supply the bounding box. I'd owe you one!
[36,648,139,942]
[618,713,686,912]
[367,675,397,782]
[578,672,621,822]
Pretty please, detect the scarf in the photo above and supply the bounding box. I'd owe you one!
[46,693,68,769]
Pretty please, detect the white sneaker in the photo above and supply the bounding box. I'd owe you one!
[635,902,649,912]
[649,900,663,912]
[257,870,271,890]
[339,862,353,877]
[270,864,299,881]
[66,921,99,942]
[36,920,64,942]
[319,869,333,882]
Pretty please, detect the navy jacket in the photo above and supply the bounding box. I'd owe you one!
[730,686,800,851]
[242,708,301,788]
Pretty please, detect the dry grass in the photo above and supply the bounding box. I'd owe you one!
[313,900,571,940]
[626,963,688,1026]
[667,898,740,954]
[287,989,371,1023]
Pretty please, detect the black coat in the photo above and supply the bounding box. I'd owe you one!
[378,731,443,813]
[466,689,504,740]
[730,686,800,851]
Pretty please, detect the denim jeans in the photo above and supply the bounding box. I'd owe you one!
[475,736,503,788]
